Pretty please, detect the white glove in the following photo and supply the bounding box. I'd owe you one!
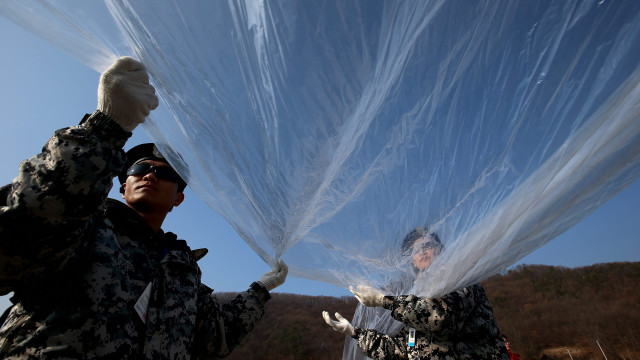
[350,285,385,307]
[258,259,288,291]
[322,311,355,337]
[97,56,159,131]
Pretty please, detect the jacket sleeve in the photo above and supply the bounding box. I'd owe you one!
[381,284,483,336]
[0,111,130,294]
[353,326,408,360]
[191,281,271,358]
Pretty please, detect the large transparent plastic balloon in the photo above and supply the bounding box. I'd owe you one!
[2,1,640,358]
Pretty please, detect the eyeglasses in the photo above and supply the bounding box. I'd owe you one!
[126,162,183,184]
[402,240,442,256]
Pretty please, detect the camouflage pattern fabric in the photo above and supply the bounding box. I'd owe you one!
[353,284,509,360]
[0,112,270,359]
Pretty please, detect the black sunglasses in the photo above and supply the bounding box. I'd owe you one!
[126,162,183,184]
[402,240,442,256]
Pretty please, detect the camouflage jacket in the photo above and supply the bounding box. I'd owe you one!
[0,112,270,359]
[353,284,509,360]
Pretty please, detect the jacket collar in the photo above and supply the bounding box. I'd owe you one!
[103,199,208,262]
[104,199,167,251]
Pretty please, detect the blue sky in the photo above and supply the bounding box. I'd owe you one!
[0,14,638,311]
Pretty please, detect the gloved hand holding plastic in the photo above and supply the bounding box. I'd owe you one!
[97,56,159,131]
[350,286,384,308]
[2,0,640,332]
[259,259,288,292]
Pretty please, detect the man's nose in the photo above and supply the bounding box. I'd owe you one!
[142,170,158,181]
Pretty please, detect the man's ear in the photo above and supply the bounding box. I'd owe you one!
[120,183,126,198]
[173,192,185,207]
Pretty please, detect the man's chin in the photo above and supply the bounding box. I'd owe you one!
[127,199,156,214]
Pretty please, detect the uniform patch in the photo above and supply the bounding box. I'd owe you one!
[152,145,165,159]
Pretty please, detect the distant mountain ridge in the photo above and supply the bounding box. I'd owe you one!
[220,262,640,360]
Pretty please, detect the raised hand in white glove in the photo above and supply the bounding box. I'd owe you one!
[350,285,385,307]
[258,259,288,291]
[97,56,159,131]
[322,311,355,337]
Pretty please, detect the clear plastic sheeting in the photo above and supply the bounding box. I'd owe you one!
[2,1,640,356]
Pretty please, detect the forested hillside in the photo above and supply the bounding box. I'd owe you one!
[220,262,640,360]
[484,262,640,359]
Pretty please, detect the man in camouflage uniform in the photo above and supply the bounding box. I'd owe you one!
[0,57,288,359]
[323,228,508,359]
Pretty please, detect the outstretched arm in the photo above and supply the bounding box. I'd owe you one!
[191,261,288,358]
[382,284,484,335]
[353,327,409,360]
[0,56,157,294]
[322,311,409,360]
[191,282,271,358]
[0,113,130,294]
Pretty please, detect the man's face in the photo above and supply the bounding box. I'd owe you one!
[504,338,511,351]
[411,238,438,271]
[121,160,184,213]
